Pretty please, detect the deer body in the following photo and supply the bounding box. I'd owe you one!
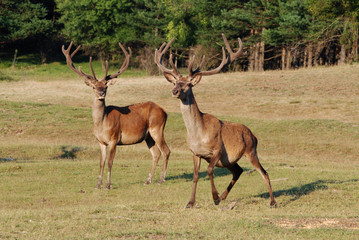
[155,34,276,208]
[180,91,252,167]
[92,100,165,146]
[62,42,170,189]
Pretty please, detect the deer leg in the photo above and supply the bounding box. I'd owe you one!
[144,136,161,185]
[207,154,221,205]
[186,156,201,208]
[96,143,107,189]
[149,129,171,184]
[220,163,243,201]
[106,142,117,189]
[248,151,276,207]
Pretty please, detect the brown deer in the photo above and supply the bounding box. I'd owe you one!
[62,42,170,189]
[155,34,276,208]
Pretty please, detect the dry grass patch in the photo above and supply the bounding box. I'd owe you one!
[272,217,359,230]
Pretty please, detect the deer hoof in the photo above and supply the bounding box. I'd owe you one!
[186,202,194,208]
[270,201,277,208]
[158,179,165,185]
[143,179,151,185]
[105,184,111,190]
[214,198,221,205]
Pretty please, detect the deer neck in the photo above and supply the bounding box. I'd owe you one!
[180,89,204,134]
[92,97,106,127]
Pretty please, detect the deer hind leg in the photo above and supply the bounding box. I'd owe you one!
[106,142,117,189]
[220,163,243,201]
[148,127,171,184]
[248,151,276,207]
[144,135,161,185]
[96,143,107,189]
[187,156,201,208]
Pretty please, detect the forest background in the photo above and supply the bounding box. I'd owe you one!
[1,0,359,74]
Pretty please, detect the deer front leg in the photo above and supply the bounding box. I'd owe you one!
[96,143,107,189]
[207,154,221,205]
[186,156,201,208]
[106,142,117,189]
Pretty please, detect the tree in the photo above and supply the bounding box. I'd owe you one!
[0,0,54,43]
[0,0,56,63]
[56,0,138,67]
[306,0,359,64]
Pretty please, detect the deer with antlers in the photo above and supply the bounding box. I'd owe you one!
[62,42,170,189]
[155,34,276,208]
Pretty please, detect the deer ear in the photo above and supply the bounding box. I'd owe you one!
[190,74,202,86]
[163,72,177,84]
[106,78,118,86]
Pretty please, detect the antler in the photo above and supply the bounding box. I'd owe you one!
[103,43,132,81]
[154,38,181,79]
[188,47,227,77]
[189,33,244,77]
[62,41,97,82]
[221,33,243,63]
[155,34,243,80]
[62,42,132,83]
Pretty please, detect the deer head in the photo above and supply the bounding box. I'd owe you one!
[62,42,132,100]
[155,34,243,100]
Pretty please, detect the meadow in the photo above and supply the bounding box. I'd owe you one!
[0,58,358,239]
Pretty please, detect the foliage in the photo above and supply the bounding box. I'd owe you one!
[56,0,137,58]
[0,0,55,43]
[0,0,358,69]
[305,0,359,48]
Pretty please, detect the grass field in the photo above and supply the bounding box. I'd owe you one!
[0,60,358,239]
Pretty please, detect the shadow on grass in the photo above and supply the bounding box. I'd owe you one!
[257,179,359,206]
[54,146,82,160]
[167,167,251,182]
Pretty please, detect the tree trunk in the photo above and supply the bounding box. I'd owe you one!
[314,43,322,66]
[258,40,265,71]
[99,56,106,71]
[248,44,255,72]
[254,42,260,71]
[286,47,291,70]
[339,44,346,65]
[281,47,286,70]
[307,44,313,68]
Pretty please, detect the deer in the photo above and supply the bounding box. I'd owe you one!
[62,41,170,189]
[154,34,276,208]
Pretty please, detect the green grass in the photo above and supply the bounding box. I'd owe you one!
[0,62,358,239]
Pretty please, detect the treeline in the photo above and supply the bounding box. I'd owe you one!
[1,0,358,73]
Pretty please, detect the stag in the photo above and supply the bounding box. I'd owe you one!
[154,34,276,208]
[62,42,170,189]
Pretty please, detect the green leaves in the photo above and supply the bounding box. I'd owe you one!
[0,0,54,42]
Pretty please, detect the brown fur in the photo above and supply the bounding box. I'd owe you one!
[154,35,276,208]
[62,42,170,188]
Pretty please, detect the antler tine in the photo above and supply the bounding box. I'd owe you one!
[89,57,96,79]
[222,33,243,63]
[192,47,227,77]
[154,38,181,78]
[169,52,181,76]
[103,60,109,80]
[188,55,206,76]
[106,43,132,80]
[62,41,95,80]
[70,45,81,58]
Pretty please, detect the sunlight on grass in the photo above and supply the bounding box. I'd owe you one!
[0,63,358,239]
